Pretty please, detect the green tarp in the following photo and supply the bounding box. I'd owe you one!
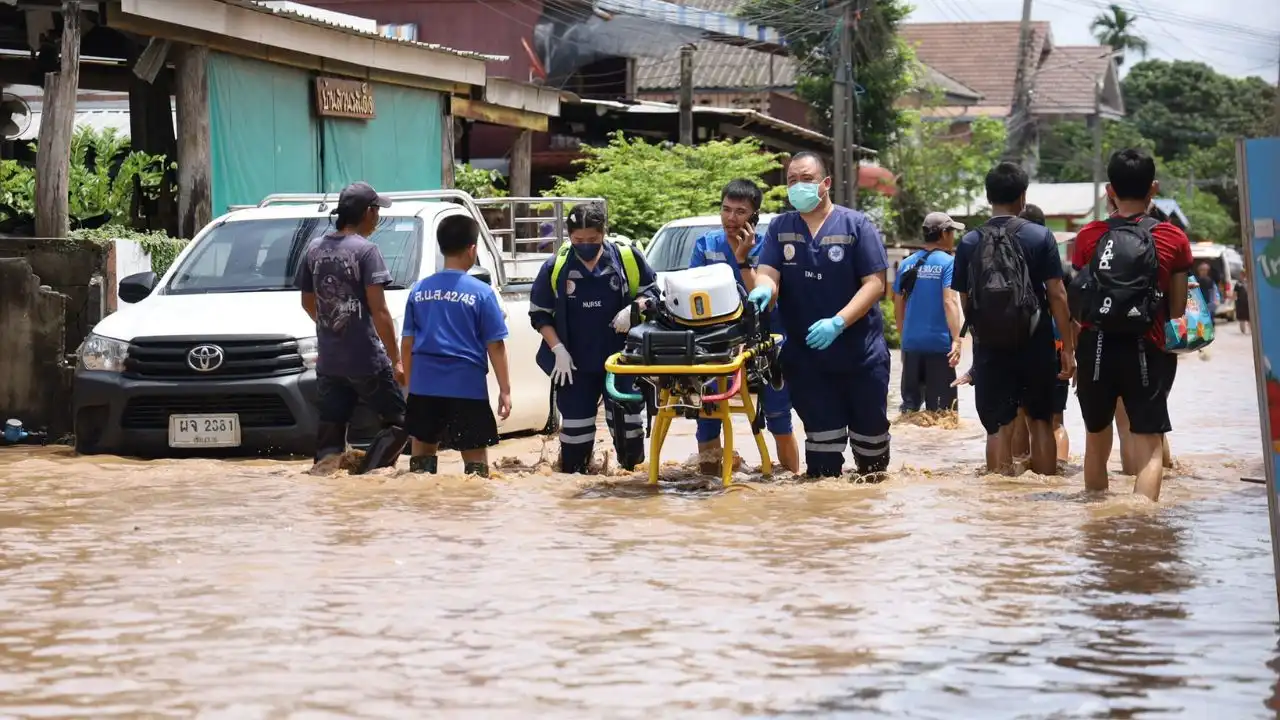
[206,52,444,215]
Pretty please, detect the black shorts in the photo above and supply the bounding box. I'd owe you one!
[1075,329,1177,435]
[406,394,499,451]
[973,322,1058,435]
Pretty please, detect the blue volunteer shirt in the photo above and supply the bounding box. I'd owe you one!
[758,206,889,371]
[529,244,660,374]
[402,269,508,400]
[893,249,955,355]
[689,229,763,287]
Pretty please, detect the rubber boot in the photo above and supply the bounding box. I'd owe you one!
[315,421,348,464]
[409,455,437,474]
[355,425,409,474]
[854,450,891,483]
[463,461,490,478]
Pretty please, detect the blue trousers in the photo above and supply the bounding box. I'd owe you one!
[695,381,795,442]
[785,358,891,477]
[556,372,645,474]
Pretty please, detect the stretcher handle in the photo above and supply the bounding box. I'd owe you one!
[604,372,645,403]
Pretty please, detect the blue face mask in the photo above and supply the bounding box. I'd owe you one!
[572,243,602,262]
[787,182,823,213]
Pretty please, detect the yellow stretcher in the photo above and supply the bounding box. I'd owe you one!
[603,334,782,487]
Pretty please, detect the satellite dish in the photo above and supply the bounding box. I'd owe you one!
[1,93,33,140]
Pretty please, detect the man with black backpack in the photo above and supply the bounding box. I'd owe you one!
[1070,149,1192,501]
[893,212,964,414]
[952,162,1075,476]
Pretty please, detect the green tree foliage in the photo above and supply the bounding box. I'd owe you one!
[1169,189,1237,244]
[737,0,914,152]
[547,132,787,241]
[69,225,188,276]
[1038,119,1156,183]
[453,163,508,199]
[881,111,1006,242]
[1089,4,1149,67]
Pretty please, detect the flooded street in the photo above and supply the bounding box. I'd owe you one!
[1,330,1277,719]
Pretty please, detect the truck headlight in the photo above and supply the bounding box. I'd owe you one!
[79,333,129,373]
[297,336,319,370]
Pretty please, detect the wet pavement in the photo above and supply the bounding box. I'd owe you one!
[0,329,1277,719]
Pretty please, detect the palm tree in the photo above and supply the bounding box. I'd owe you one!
[1091,3,1150,67]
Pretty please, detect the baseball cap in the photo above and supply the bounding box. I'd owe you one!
[922,211,964,233]
[336,181,392,212]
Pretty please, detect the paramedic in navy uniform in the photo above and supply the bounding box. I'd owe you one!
[748,152,892,479]
[529,202,661,474]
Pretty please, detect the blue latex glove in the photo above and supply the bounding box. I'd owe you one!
[747,285,773,313]
[806,316,846,350]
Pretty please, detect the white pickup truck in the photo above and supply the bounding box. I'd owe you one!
[71,190,595,457]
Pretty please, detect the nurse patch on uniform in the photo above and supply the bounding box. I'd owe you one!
[566,280,577,296]
[827,245,845,263]
[783,244,796,261]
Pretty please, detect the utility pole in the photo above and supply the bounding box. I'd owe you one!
[832,3,852,206]
[846,2,859,208]
[35,0,82,238]
[678,44,694,146]
[1091,79,1102,220]
[1004,0,1035,171]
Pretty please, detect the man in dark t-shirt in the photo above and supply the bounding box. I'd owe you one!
[294,181,408,473]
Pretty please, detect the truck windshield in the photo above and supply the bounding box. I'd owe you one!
[645,224,719,272]
[166,216,423,295]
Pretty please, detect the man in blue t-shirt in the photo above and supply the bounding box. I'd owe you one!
[749,152,892,479]
[689,179,800,475]
[400,213,511,478]
[893,212,963,414]
[951,162,1075,476]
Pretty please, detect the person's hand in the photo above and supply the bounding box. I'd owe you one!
[1058,346,1076,382]
[731,223,755,263]
[951,369,973,388]
[805,316,846,350]
[747,285,773,313]
[947,340,962,368]
[611,306,633,334]
[497,390,512,420]
[393,360,406,387]
[550,343,576,386]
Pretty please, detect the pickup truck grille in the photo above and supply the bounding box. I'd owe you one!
[121,394,296,429]
[125,337,304,380]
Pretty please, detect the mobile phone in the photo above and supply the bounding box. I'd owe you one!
[749,212,760,226]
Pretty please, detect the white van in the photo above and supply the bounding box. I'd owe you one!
[72,190,570,457]
[1190,242,1245,320]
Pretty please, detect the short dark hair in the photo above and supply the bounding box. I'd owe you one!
[721,178,763,211]
[1107,148,1157,201]
[334,205,365,231]
[567,202,607,233]
[437,214,479,256]
[1019,203,1046,226]
[789,151,828,178]
[985,162,1029,205]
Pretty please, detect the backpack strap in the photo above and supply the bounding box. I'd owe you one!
[550,240,640,298]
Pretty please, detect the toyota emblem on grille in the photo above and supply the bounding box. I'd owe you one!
[187,344,225,372]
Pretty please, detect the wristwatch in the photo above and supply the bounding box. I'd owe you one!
[738,261,752,269]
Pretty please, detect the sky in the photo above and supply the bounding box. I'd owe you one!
[906,0,1280,80]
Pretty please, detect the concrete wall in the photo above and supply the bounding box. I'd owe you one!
[0,259,72,435]
[0,238,114,355]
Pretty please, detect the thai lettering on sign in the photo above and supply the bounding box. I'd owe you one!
[315,78,376,119]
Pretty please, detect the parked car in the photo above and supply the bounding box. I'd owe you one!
[72,190,591,457]
[1190,242,1245,320]
[644,213,781,280]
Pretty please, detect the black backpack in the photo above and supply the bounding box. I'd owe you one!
[965,218,1041,349]
[897,249,938,297]
[1076,215,1160,334]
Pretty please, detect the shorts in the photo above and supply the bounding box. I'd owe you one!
[406,394,499,451]
[973,322,1058,435]
[1075,329,1177,435]
[317,367,406,426]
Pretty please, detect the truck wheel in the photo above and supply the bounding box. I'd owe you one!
[540,386,561,435]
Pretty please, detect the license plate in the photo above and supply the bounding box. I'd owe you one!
[168,414,241,448]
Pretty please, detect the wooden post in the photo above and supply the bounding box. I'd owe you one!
[174,44,212,239]
[34,1,82,239]
[831,8,848,207]
[678,44,694,146]
[510,129,532,198]
[441,114,455,188]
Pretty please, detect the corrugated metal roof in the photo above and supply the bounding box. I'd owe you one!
[635,40,798,90]
[223,0,507,62]
[597,0,787,47]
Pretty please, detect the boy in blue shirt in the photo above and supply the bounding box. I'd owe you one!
[689,179,800,475]
[400,214,511,478]
[893,212,963,414]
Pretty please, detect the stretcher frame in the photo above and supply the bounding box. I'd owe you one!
[603,334,782,487]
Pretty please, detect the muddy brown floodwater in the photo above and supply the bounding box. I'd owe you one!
[1,330,1278,719]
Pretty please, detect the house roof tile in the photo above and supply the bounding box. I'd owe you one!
[1031,45,1119,116]
[900,21,1052,109]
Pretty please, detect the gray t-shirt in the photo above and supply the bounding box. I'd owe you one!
[293,231,393,377]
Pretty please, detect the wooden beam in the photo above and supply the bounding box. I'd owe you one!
[35,0,82,239]
[174,43,211,238]
[0,56,138,92]
[450,97,548,132]
[104,8,471,95]
[510,129,532,199]
[441,114,455,188]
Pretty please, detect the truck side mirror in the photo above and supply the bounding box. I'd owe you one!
[468,265,493,286]
[119,271,158,304]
